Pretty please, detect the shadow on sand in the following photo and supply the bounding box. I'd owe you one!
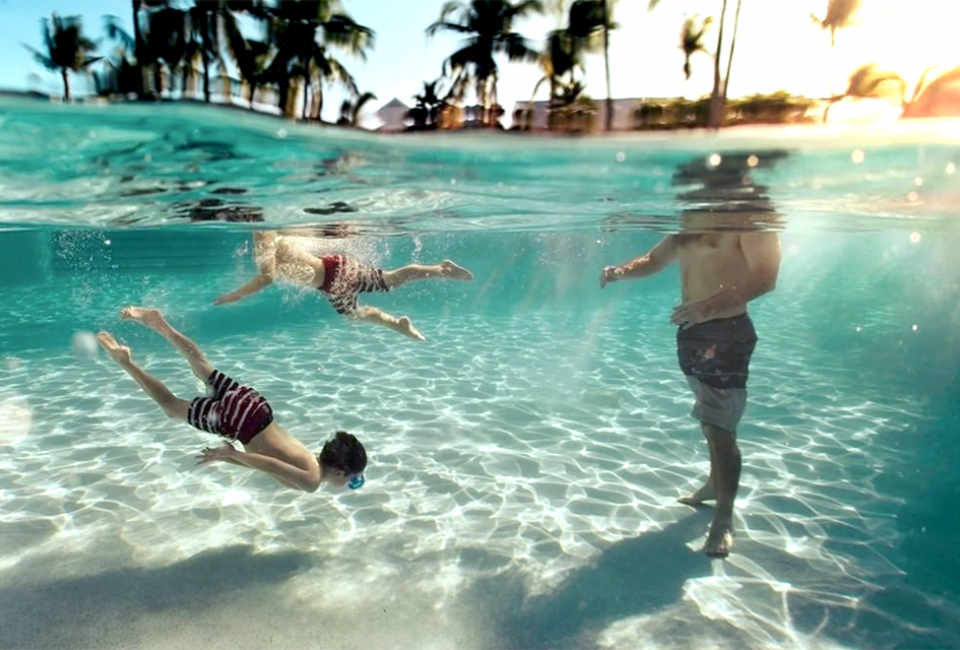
[0,545,316,648]
[465,509,715,649]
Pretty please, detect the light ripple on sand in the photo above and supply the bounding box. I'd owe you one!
[0,309,954,649]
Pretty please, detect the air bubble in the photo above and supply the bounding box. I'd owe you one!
[71,331,99,360]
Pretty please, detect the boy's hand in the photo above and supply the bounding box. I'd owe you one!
[600,266,622,289]
[196,442,237,464]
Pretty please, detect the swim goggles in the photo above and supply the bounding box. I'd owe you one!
[347,473,365,490]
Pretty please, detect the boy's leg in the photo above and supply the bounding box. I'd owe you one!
[381,260,473,290]
[350,306,425,341]
[97,332,190,419]
[119,307,215,382]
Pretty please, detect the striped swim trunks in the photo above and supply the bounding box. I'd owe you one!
[317,254,390,315]
[187,370,273,445]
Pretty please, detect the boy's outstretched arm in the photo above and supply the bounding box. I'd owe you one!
[213,273,274,305]
[197,443,320,492]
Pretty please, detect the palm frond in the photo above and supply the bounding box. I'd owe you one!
[103,16,136,50]
[22,44,57,71]
[322,14,375,59]
[324,55,358,95]
[426,20,474,37]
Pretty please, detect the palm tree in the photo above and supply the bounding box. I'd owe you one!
[810,0,862,96]
[529,0,603,130]
[649,0,738,129]
[426,0,543,127]
[721,0,742,104]
[23,14,100,101]
[264,0,374,120]
[827,63,960,121]
[130,0,171,99]
[139,6,189,96]
[810,0,861,49]
[530,29,580,114]
[98,16,139,97]
[679,14,712,80]
[414,79,447,127]
[337,91,377,126]
[131,1,144,97]
[229,36,272,107]
[822,63,904,122]
[597,0,617,131]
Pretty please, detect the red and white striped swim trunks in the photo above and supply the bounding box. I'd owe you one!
[317,254,390,315]
[187,370,273,444]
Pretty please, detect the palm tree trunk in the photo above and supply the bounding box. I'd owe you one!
[708,0,728,129]
[61,68,71,101]
[721,0,742,103]
[201,12,210,102]
[602,0,613,131]
[248,82,257,110]
[132,0,144,99]
[278,78,289,114]
[302,80,310,120]
[828,28,836,97]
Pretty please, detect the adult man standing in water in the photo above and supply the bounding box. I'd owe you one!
[600,196,781,558]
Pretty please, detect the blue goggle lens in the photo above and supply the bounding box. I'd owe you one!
[348,474,365,490]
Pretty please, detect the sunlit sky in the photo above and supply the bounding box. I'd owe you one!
[0,0,957,125]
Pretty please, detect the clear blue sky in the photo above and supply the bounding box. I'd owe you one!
[2,0,957,126]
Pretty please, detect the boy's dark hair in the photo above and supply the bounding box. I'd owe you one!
[318,431,367,474]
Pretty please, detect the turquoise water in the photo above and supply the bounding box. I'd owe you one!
[0,97,959,649]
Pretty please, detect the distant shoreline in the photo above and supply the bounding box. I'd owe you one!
[3,87,956,144]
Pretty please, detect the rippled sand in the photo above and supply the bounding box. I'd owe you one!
[1,300,955,650]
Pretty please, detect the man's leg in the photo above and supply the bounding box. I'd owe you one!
[119,307,214,382]
[97,332,190,420]
[679,427,718,505]
[381,260,473,289]
[701,423,741,558]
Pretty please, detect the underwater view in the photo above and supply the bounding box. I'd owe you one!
[0,95,958,649]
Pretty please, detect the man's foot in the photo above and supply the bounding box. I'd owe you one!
[703,520,734,558]
[398,316,426,341]
[120,306,165,330]
[678,483,716,506]
[97,331,131,365]
[440,260,473,281]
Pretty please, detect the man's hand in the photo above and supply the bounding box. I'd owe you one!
[213,294,235,306]
[600,266,622,289]
[196,442,238,465]
[671,300,711,329]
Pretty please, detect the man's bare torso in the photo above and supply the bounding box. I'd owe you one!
[675,233,751,319]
